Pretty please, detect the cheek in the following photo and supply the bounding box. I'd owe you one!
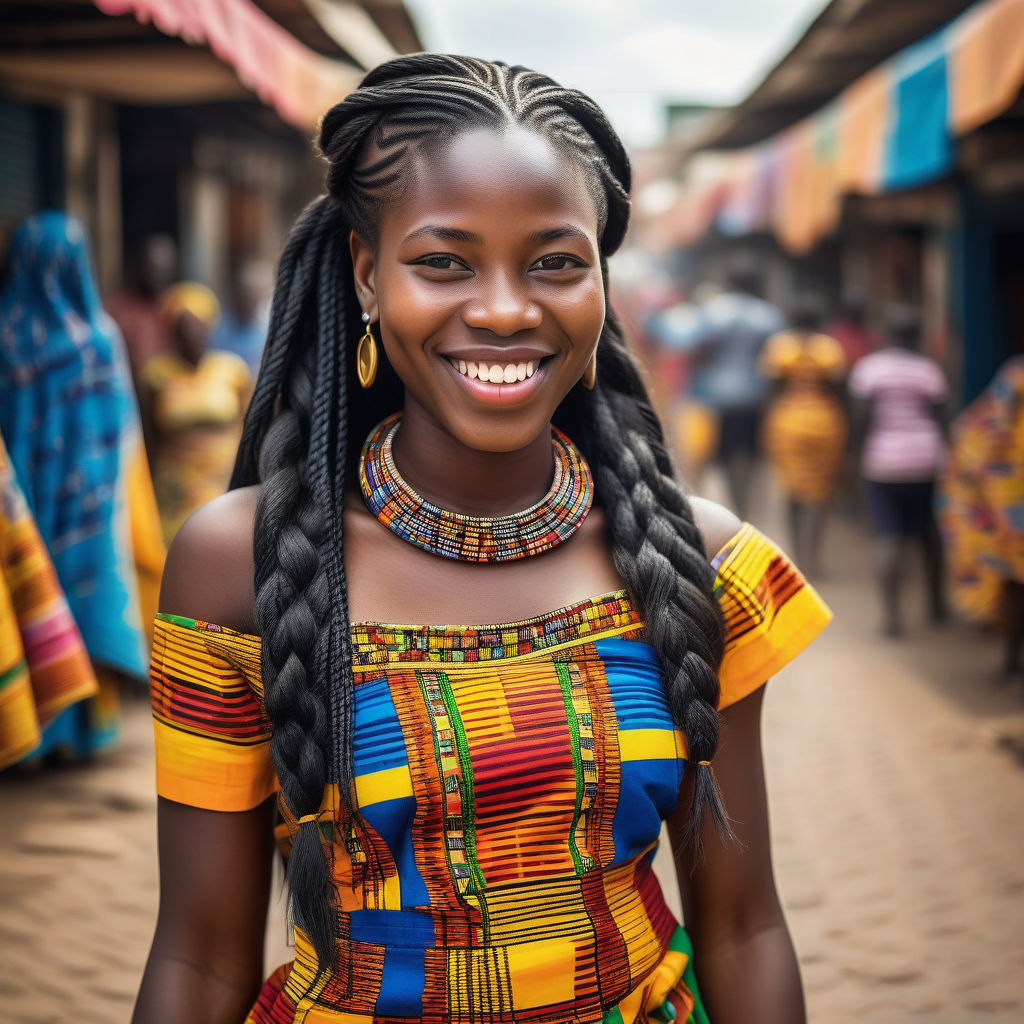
[376,271,457,359]
[565,277,606,350]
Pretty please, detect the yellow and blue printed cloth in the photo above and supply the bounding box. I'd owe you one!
[150,523,830,1023]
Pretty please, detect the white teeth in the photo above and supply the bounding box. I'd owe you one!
[451,358,541,382]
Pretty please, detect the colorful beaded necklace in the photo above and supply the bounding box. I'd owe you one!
[359,413,594,562]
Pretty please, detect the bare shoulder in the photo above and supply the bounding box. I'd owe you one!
[159,485,259,633]
[689,496,742,560]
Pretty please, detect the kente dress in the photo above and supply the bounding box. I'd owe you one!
[760,331,848,505]
[149,523,831,1023]
[940,356,1024,623]
[0,432,98,768]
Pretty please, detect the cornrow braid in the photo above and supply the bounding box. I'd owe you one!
[231,53,728,978]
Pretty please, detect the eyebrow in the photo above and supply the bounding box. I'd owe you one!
[527,226,591,244]
[403,225,481,244]
[402,224,593,245]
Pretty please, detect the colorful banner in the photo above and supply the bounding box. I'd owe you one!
[882,32,951,191]
[666,0,1024,254]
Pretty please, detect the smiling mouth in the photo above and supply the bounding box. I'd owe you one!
[444,356,545,384]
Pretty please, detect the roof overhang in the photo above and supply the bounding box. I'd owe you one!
[690,0,978,152]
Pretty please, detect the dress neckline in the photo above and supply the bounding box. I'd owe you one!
[155,523,752,643]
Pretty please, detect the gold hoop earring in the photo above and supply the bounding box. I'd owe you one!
[582,350,597,390]
[357,313,378,389]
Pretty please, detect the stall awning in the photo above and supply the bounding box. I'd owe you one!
[666,0,1024,254]
[92,0,361,130]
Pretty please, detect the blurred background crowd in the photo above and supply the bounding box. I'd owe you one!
[0,2,1023,1021]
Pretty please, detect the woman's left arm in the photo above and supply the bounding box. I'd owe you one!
[667,686,806,1024]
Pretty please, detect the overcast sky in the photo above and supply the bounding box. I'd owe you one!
[404,0,830,147]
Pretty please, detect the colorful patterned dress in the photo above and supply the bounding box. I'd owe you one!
[0,212,164,760]
[149,524,830,1023]
[760,330,848,504]
[0,433,98,768]
[940,356,1024,622]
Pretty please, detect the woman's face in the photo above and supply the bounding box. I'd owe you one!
[351,125,606,454]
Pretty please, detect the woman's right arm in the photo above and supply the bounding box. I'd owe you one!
[132,797,276,1024]
[133,489,272,1024]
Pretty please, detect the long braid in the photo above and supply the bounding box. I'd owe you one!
[231,53,730,979]
[568,312,732,855]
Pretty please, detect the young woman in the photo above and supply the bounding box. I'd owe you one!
[134,55,830,1024]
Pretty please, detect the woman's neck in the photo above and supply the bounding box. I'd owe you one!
[390,398,554,517]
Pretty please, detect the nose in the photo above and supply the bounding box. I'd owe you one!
[461,271,542,336]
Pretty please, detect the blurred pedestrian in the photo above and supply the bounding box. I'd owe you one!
[761,296,848,576]
[940,356,1024,679]
[211,258,273,374]
[684,260,784,518]
[827,286,879,367]
[105,233,177,378]
[648,283,722,485]
[850,304,948,636]
[0,211,163,760]
[138,283,252,542]
[0,431,98,769]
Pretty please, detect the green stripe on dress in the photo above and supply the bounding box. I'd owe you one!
[556,662,586,875]
[155,612,197,629]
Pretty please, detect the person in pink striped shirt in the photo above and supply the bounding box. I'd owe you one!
[850,305,948,636]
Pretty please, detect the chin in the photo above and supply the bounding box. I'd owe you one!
[444,410,558,455]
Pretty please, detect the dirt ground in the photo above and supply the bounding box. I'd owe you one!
[2,490,1023,1023]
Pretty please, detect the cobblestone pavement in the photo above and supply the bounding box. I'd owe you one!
[2,508,1023,1023]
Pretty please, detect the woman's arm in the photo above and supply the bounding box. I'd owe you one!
[132,797,277,1024]
[667,687,806,1024]
[134,489,271,1023]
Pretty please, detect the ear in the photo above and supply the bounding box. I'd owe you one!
[349,230,379,321]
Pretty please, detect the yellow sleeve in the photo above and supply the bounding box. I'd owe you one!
[149,615,277,811]
[712,524,832,709]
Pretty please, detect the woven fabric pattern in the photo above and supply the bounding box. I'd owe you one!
[149,524,830,1023]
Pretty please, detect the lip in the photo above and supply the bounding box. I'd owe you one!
[441,354,551,406]
[435,345,556,363]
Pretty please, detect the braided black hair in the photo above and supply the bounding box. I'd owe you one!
[231,53,728,977]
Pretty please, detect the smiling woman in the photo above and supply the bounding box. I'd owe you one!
[133,54,830,1024]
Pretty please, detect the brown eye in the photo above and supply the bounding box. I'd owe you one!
[534,254,582,271]
[414,253,469,272]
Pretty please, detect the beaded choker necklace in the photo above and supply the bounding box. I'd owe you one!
[359,414,594,562]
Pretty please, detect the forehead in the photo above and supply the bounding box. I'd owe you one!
[378,126,601,240]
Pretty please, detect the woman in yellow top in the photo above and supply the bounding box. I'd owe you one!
[139,284,253,542]
[134,56,831,1024]
[761,298,848,577]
